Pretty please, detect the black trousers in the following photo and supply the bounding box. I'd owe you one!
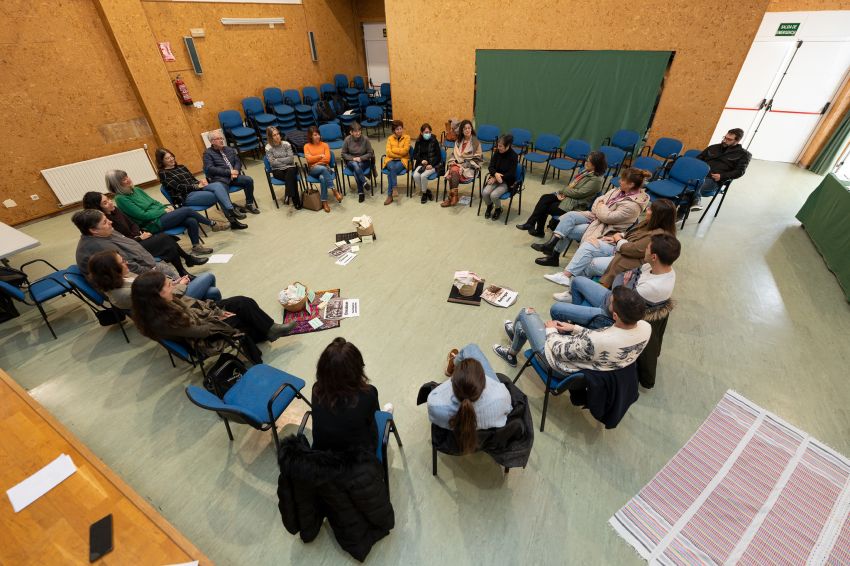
[138,233,189,276]
[272,168,301,207]
[524,193,564,232]
[217,296,274,344]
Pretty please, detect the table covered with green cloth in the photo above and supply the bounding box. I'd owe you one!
[796,173,850,302]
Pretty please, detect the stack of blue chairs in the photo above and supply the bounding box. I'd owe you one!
[242,97,276,143]
[219,110,260,155]
[263,87,296,130]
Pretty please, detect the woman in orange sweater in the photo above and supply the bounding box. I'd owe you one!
[304,126,342,213]
[382,120,410,205]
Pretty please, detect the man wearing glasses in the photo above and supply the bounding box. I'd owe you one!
[691,128,751,211]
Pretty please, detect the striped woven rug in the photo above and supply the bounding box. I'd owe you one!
[610,391,850,565]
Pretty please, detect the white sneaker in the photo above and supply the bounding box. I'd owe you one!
[544,272,572,287]
[383,403,394,414]
[553,290,572,302]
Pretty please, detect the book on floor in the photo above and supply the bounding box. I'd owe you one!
[481,285,518,308]
[447,281,485,306]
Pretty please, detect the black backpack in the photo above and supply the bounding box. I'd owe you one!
[203,352,247,397]
[284,129,308,153]
[316,100,336,122]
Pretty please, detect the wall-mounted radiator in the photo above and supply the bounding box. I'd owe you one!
[41,148,157,206]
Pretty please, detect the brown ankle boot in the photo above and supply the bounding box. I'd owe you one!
[384,195,393,205]
[322,202,331,213]
[333,190,343,203]
[445,348,459,376]
[449,189,459,206]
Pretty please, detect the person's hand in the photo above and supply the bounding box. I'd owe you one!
[587,237,601,248]
[544,320,559,329]
[611,233,623,243]
[164,205,173,212]
[486,176,495,185]
[601,235,615,243]
[139,231,152,240]
[177,275,190,285]
[554,321,574,333]
[710,173,721,181]
[198,179,208,188]
[623,271,634,285]
[495,173,503,183]
[219,311,237,319]
[353,157,361,162]
[425,165,433,170]
[230,169,239,178]
[525,307,536,314]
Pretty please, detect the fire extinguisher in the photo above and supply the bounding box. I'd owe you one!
[174,75,193,105]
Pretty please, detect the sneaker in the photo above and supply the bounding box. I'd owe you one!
[504,320,514,340]
[690,204,705,211]
[544,272,572,287]
[553,290,572,302]
[383,402,394,414]
[191,244,213,255]
[492,344,517,367]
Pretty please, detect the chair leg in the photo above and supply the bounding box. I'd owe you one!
[35,302,57,339]
[698,191,719,223]
[223,418,234,441]
[513,357,532,384]
[117,320,129,344]
[271,422,281,454]
[390,421,402,447]
[167,351,176,368]
[540,388,550,432]
[432,443,438,476]
[715,188,729,218]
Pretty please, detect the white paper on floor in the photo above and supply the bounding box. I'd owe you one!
[7,453,77,512]
[206,254,233,264]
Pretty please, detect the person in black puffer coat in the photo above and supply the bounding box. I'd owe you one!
[410,123,443,203]
[482,134,519,221]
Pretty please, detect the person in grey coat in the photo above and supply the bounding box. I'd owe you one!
[340,122,375,202]
[266,126,301,209]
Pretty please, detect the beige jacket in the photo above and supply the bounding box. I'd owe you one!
[445,136,483,180]
[579,189,649,243]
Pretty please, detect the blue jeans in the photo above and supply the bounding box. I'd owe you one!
[384,160,406,191]
[346,161,369,193]
[185,272,221,301]
[228,175,256,206]
[553,211,592,253]
[309,165,335,201]
[550,276,612,326]
[185,182,234,210]
[565,240,616,277]
[509,308,548,356]
[158,207,211,245]
[455,343,500,383]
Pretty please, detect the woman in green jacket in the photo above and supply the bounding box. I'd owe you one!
[106,169,225,254]
[515,150,607,237]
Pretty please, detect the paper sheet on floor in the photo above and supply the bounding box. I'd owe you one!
[7,453,77,512]
[324,298,360,319]
[335,252,357,266]
[206,254,233,264]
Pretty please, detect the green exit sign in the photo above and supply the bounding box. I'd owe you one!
[776,23,800,36]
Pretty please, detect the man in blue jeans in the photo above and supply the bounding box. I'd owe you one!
[203,131,260,214]
[341,122,375,203]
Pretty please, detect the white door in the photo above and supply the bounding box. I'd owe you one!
[363,23,390,88]
[747,41,850,162]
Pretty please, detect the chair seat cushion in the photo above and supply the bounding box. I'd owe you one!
[163,227,186,236]
[230,126,255,138]
[252,113,277,125]
[647,179,685,199]
[29,273,72,302]
[549,158,580,171]
[272,104,294,116]
[524,153,550,164]
[361,119,380,127]
[224,364,305,425]
[327,140,344,149]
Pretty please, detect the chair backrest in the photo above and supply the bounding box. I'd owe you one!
[533,134,561,154]
[598,145,626,169]
[514,163,526,187]
[160,185,175,205]
[64,272,104,306]
[477,124,499,143]
[218,110,244,132]
[668,156,710,188]
[319,123,342,142]
[682,148,701,158]
[630,156,662,177]
[283,89,301,105]
[352,75,365,90]
[241,97,265,118]
[380,83,391,98]
[358,93,371,110]
[334,74,348,90]
[651,137,683,160]
[610,129,641,152]
[185,386,257,426]
[365,105,383,120]
[263,155,272,174]
[263,87,284,110]
[563,139,590,160]
[302,86,320,104]
[320,83,335,97]
[509,128,532,150]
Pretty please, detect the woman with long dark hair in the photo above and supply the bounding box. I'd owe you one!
[441,120,483,208]
[516,150,608,236]
[481,134,518,222]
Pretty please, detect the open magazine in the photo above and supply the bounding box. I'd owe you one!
[480,285,518,308]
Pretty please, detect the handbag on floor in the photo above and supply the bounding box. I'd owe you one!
[302,188,322,211]
[203,352,247,397]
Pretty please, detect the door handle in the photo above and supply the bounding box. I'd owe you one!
[757,99,767,110]
[821,102,831,115]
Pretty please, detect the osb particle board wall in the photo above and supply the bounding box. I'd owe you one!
[0,0,157,226]
[355,0,385,21]
[385,0,771,153]
[768,0,850,9]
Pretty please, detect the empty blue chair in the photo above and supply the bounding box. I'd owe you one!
[282,89,302,106]
[186,364,309,452]
[374,83,391,106]
[646,156,710,227]
[302,86,320,105]
[523,134,561,179]
[477,124,500,155]
[477,162,526,224]
[320,83,336,100]
[598,145,626,181]
[543,139,590,184]
[63,270,129,343]
[509,128,533,155]
[683,148,701,158]
[643,137,683,165]
[319,123,344,150]
[343,87,360,108]
[610,156,662,189]
[218,110,259,153]
[263,87,284,114]
[275,105,297,131]
[0,260,78,339]
[357,92,372,113]
[361,105,384,138]
[242,97,277,142]
[334,74,349,93]
[603,129,641,161]
[352,75,366,92]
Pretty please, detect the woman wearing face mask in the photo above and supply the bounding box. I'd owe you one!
[481,134,518,221]
[441,120,483,208]
[410,123,442,204]
[383,120,411,205]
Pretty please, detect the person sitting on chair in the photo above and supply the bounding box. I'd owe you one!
[341,121,375,203]
[266,126,302,210]
[82,191,207,278]
[311,337,392,453]
[73,209,179,280]
[533,168,650,267]
[481,135,519,222]
[383,120,410,205]
[87,250,220,311]
[544,198,677,293]
[691,127,751,211]
[202,130,260,215]
[441,120,483,208]
[130,271,294,364]
[427,344,512,453]
[411,123,442,204]
[492,287,650,373]
[550,234,680,327]
[304,126,342,213]
[516,151,607,237]
[106,169,225,256]
[156,147,247,229]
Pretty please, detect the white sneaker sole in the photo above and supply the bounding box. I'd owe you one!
[544,273,571,287]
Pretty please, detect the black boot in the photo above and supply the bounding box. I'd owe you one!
[420,191,428,204]
[185,255,209,267]
[491,208,502,221]
[230,207,247,220]
[535,254,559,266]
[484,204,493,219]
[516,221,534,231]
[225,210,248,230]
[531,236,559,254]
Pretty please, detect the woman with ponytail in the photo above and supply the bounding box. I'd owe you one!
[427,344,512,454]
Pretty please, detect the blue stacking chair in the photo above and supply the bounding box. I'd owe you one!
[509,128,533,155]
[319,123,344,150]
[513,348,587,432]
[523,134,561,179]
[218,110,260,156]
[264,87,296,130]
[312,101,340,126]
[282,89,301,105]
[682,148,701,158]
[374,83,390,106]
[598,145,626,182]
[477,162,526,224]
[341,155,376,196]
[351,75,366,92]
[285,89,314,128]
[298,409,402,494]
[610,156,662,189]
[263,87,284,115]
[603,129,641,162]
[477,124,500,155]
[379,146,413,195]
[361,105,384,138]
[263,155,303,208]
[159,185,212,218]
[334,74,349,93]
[642,137,683,167]
[186,364,310,452]
[357,93,372,114]
[543,139,590,184]
[63,268,129,343]
[242,97,277,143]
[302,86,320,105]
[320,83,336,101]
[343,87,360,109]
[698,179,734,224]
[0,260,79,339]
[646,156,710,227]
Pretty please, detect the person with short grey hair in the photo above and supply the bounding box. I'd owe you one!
[203,130,259,214]
[340,121,375,203]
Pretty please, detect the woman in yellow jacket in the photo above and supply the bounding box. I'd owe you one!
[383,120,410,205]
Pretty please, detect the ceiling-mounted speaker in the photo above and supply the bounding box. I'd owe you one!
[308,31,318,62]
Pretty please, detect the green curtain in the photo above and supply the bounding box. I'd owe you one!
[475,50,672,148]
[808,109,850,175]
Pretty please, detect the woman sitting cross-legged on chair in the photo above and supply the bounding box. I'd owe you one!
[441,120,483,208]
[311,337,393,453]
[82,191,206,277]
[304,126,342,213]
[87,250,220,311]
[481,134,519,222]
[130,271,295,364]
[341,121,375,203]
[266,126,302,210]
[156,148,247,230]
[427,344,512,453]
[516,150,607,237]
[532,168,651,267]
[410,123,442,204]
[544,198,677,296]
[106,169,226,256]
[383,120,410,205]
[492,287,651,372]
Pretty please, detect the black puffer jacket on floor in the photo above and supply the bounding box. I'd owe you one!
[277,434,394,562]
